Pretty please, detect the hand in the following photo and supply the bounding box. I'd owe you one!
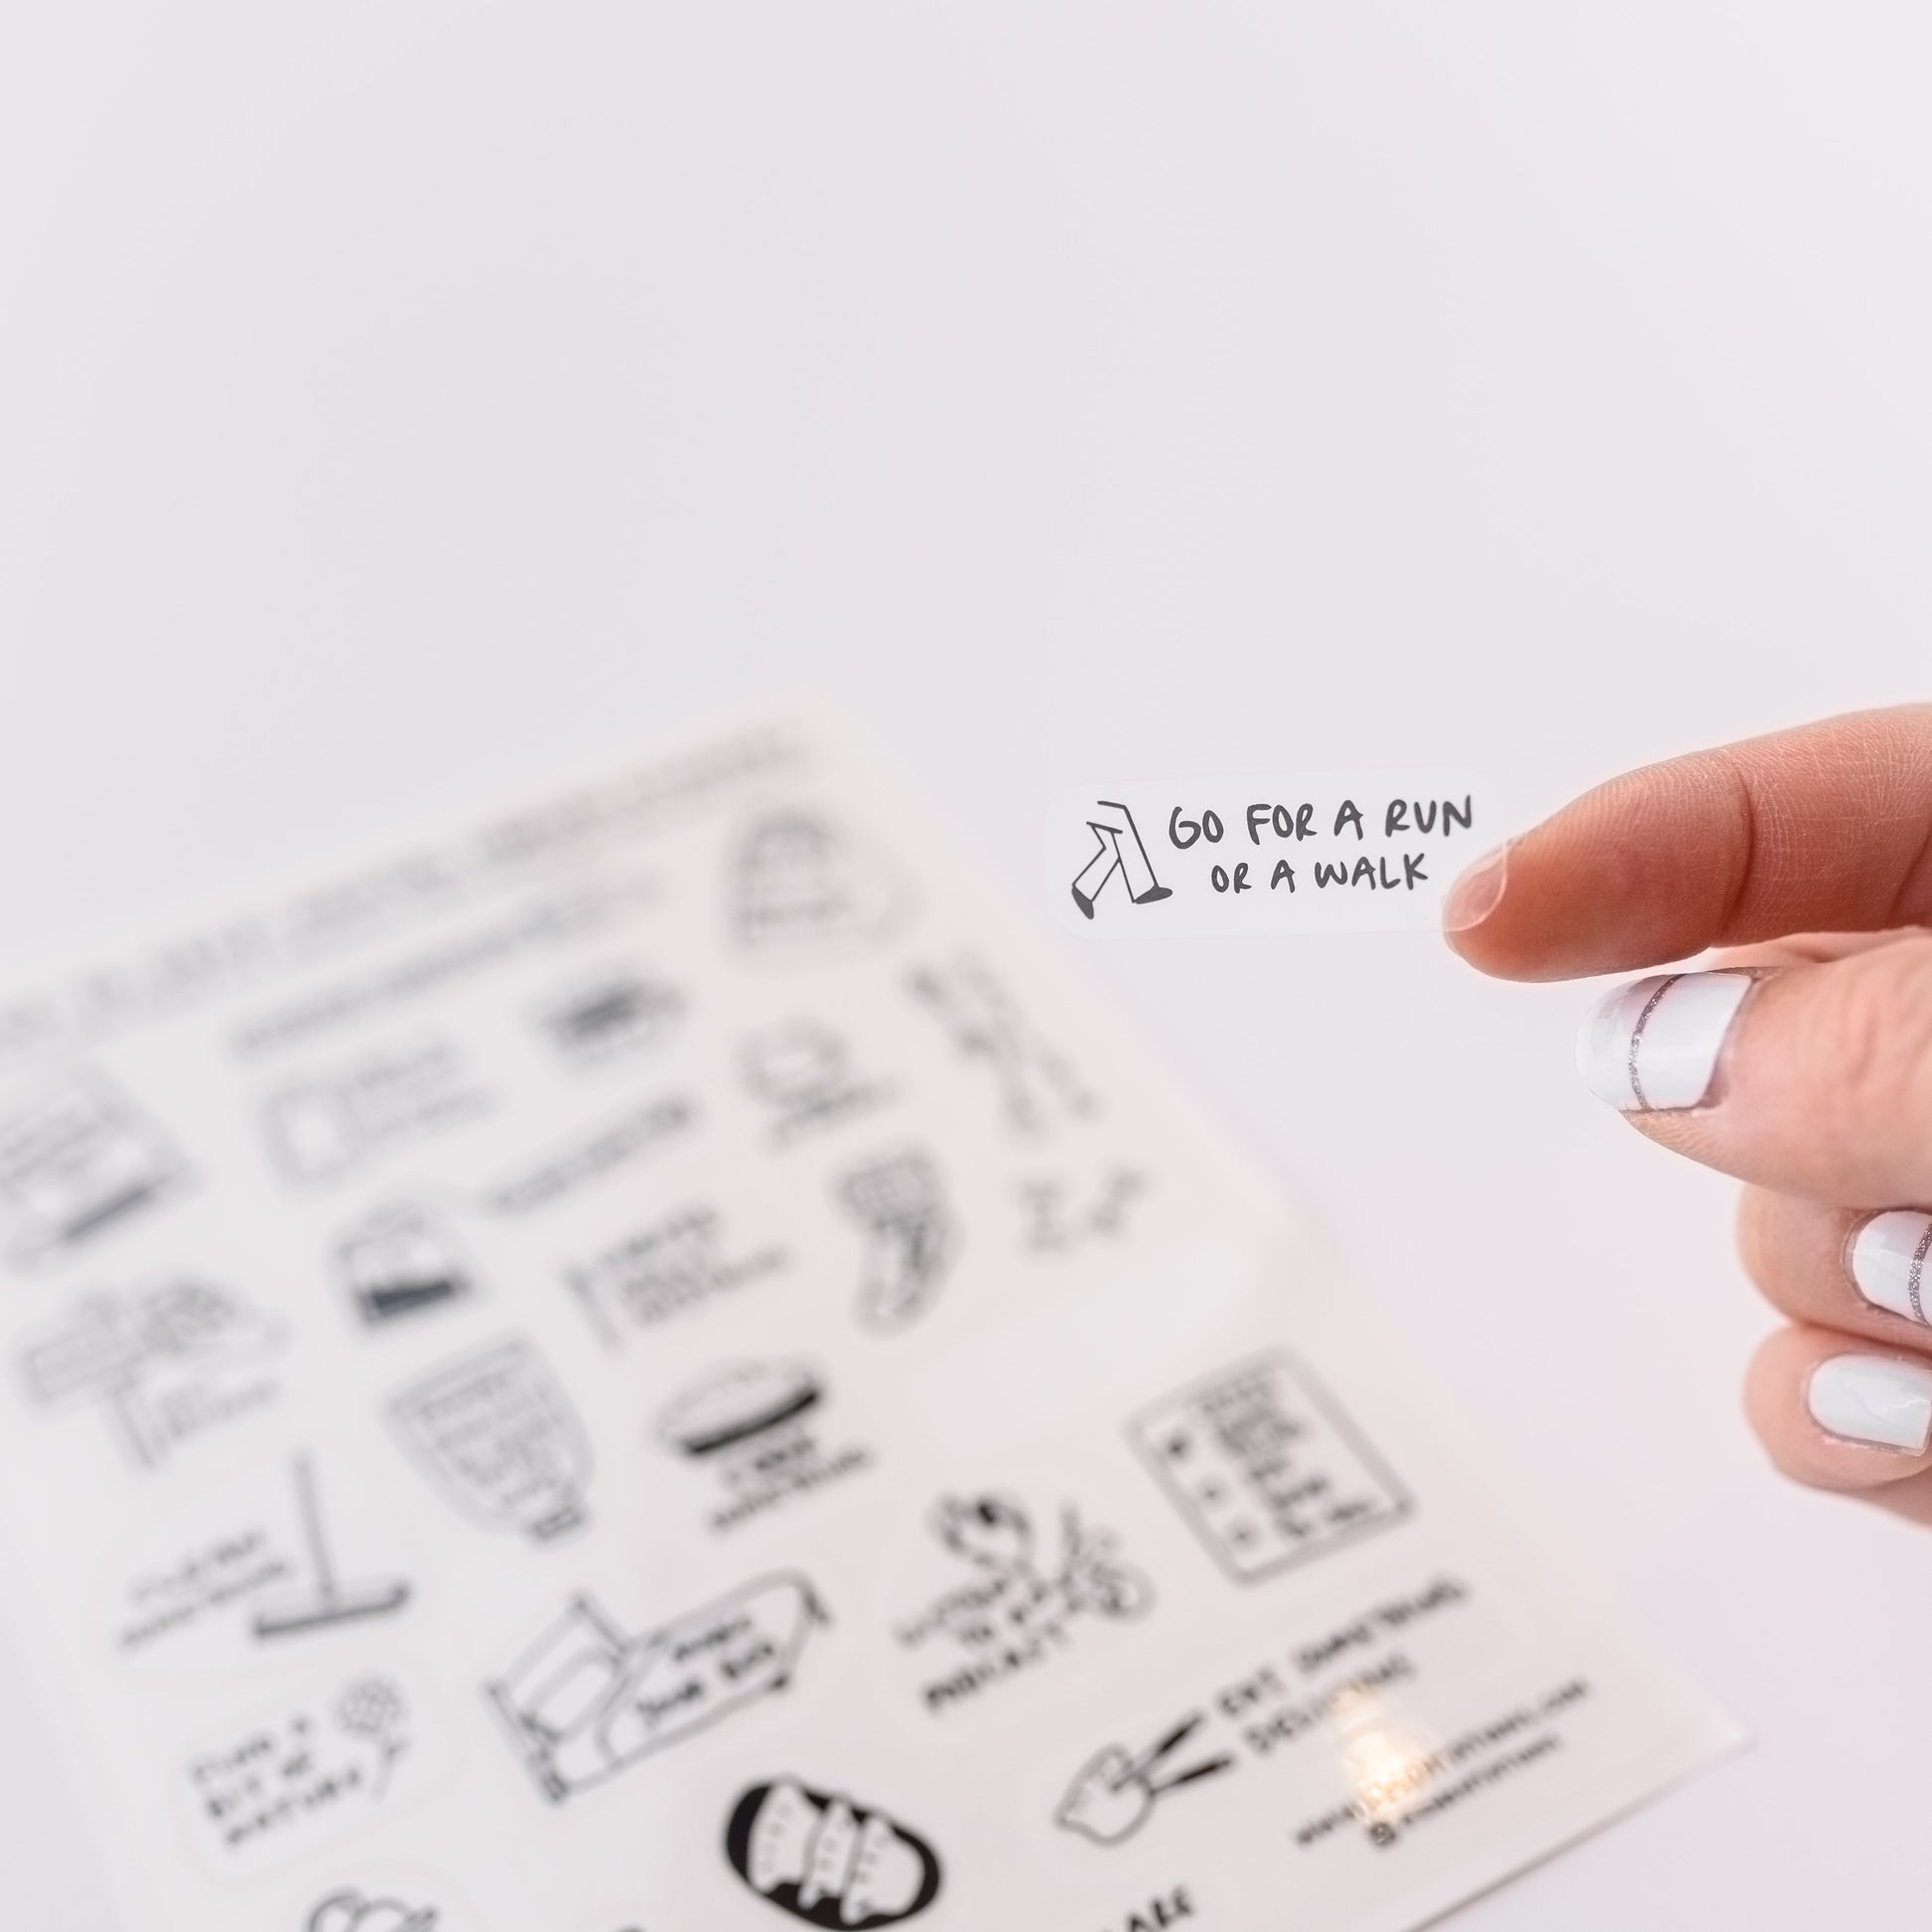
[1445,705,1932,1524]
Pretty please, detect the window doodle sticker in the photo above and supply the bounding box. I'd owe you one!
[1046,773,1500,935]
[0,714,1733,1932]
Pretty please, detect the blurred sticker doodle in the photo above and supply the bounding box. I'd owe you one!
[731,810,908,959]
[333,1201,478,1327]
[481,1096,692,1217]
[566,1205,785,1345]
[536,968,684,1066]
[1054,1713,1235,1847]
[251,1455,412,1639]
[1018,1165,1148,1253]
[386,1337,592,1544]
[836,1151,953,1333]
[306,1890,441,1932]
[739,1019,892,1147]
[185,1672,416,1864]
[16,1277,285,1469]
[262,1039,488,1185]
[891,1493,1152,1715]
[725,1777,942,1928]
[0,1070,189,1266]
[654,1359,873,1533]
[1129,1353,1410,1583]
[905,954,1094,1137]
[484,1574,824,1803]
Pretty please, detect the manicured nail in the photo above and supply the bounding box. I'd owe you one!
[1849,1211,1932,1324]
[1441,843,1509,933]
[1575,969,1753,1112]
[1806,1354,1932,1452]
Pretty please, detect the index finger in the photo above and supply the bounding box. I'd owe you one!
[1448,705,1932,981]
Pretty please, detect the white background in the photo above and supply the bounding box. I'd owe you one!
[3,6,1930,1924]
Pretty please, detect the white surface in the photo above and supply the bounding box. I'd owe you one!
[2,5,1930,1923]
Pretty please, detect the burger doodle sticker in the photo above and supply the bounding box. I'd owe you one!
[725,1777,942,1927]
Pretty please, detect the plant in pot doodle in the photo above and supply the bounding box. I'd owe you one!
[725,1777,942,1927]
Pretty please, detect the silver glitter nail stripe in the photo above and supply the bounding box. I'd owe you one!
[1908,1219,1932,1325]
[1625,975,1681,1112]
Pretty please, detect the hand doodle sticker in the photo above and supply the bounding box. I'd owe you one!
[1053,1714,1235,1847]
[725,1778,942,1927]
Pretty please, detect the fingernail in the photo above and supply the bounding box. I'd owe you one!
[1806,1353,1932,1452]
[1575,968,1754,1112]
[1441,843,1509,933]
[1849,1211,1932,1324]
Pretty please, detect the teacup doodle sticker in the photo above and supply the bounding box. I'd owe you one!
[1046,772,1500,935]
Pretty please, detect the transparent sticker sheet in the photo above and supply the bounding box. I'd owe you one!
[0,713,1736,1932]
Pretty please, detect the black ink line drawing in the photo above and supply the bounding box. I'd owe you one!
[567,1205,786,1345]
[334,1201,478,1326]
[16,1279,284,1468]
[537,969,684,1065]
[335,1675,411,1800]
[484,1574,823,1803]
[1069,800,1173,918]
[739,1019,890,1146]
[655,1360,873,1533]
[726,1778,942,1928]
[251,1455,411,1638]
[892,1493,1152,1714]
[836,1151,953,1333]
[386,1338,592,1543]
[905,955,1095,1137]
[0,1071,188,1266]
[306,1890,440,1932]
[1128,1352,1411,1584]
[1019,1165,1148,1252]
[263,1039,487,1185]
[188,1672,417,1856]
[482,1097,692,1217]
[732,811,906,958]
[1053,1713,1235,1846]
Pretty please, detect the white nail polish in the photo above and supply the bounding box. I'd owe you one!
[1806,1354,1932,1452]
[1849,1211,1932,1323]
[1575,969,1753,1112]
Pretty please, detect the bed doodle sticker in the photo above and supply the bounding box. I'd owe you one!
[731,811,908,960]
[889,1493,1152,1715]
[654,1360,874,1533]
[566,1205,786,1344]
[386,1338,592,1544]
[16,1278,285,1468]
[262,1039,488,1185]
[484,1573,825,1803]
[836,1151,953,1333]
[0,1070,189,1266]
[1129,1353,1411,1583]
[739,1020,892,1147]
[333,1202,479,1328]
[905,955,1095,1137]
[725,1778,942,1928]
[184,1671,424,1867]
[535,968,684,1066]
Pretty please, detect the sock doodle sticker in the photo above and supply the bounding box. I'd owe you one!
[0,714,1730,1932]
